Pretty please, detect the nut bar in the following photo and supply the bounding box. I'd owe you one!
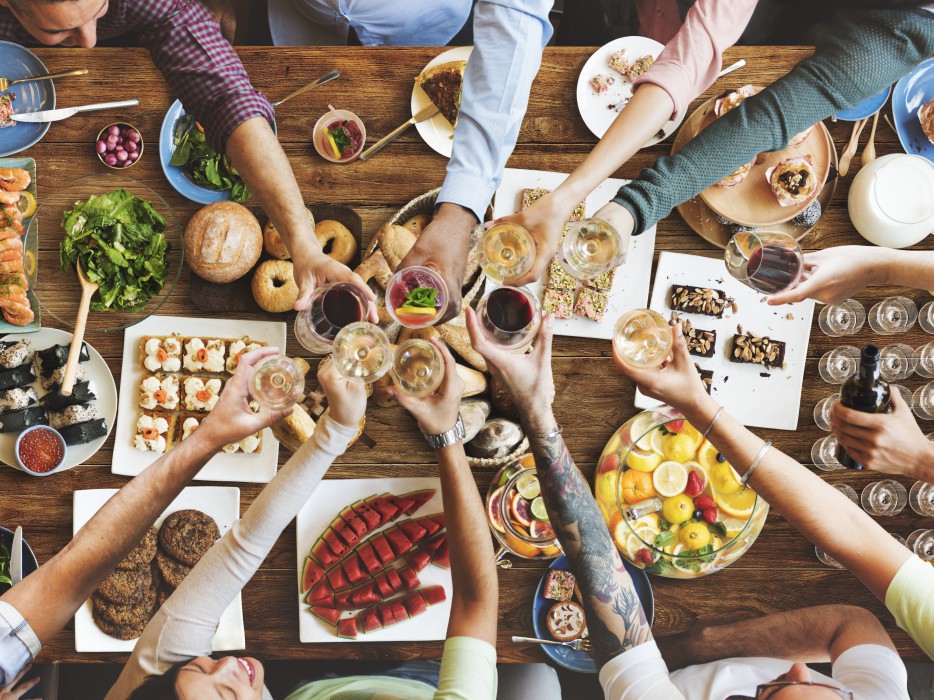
[546,258,576,292]
[681,319,716,358]
[543,569,576,602]
[669,285,728,318]
[573,287,608,322]
[730,333,785,368]
[694,364,713,394]
[543,289,574,320]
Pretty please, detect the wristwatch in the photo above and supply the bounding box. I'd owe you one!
[421,414,466,449]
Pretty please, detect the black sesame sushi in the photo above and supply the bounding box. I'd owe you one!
[50,404,99,431]
[0,387,38,414]
[0,340,32,370]
[0,364,35,391]
[42,381,97,409]
[39,364,87,392]
[35,343,89,374]
[0,406,47,433]
[58,418,107,446]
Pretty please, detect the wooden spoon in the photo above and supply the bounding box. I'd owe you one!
[838,118,868,177]
[861,111,880,167]
[60,261,98,396]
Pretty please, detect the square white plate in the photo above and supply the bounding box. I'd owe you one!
[112,315,286,483]
[491,168,656,340]
[635,252,815,430]
[73,486,244,653]
[296,477,451,643]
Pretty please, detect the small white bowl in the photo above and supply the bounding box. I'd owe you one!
[313,108,366,163]
[15,425,67,477]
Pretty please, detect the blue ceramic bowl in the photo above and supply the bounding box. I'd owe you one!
[14,425,67,476]
[0,525,38,592]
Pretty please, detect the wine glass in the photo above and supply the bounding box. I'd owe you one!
[915,341,934,379]
[613,309,673,369]
[476,286,542,351]
[331,321,392,383]
[912,382,934,420]
[834,483,859,504]
[478,223,536,283]
[859,479,908,516]
[390,339,445,398]
[868,296,918,334]
[385,265,449,328]
[294,282,370,354]
[813,393,840,432]
[250,355,306,411]
[919,301,934,334]
[906,529,934,562]
[724,231,804,294]
[814,547,843,569]
[810,435,843,471]
[559,218,626,280]
[878,343,919,382]
[818,346,860,384]
[909,481,934,516]
[818,299,866,337]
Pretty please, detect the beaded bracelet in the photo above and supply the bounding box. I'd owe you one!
[740,441,772,486]
[702,406,724,439]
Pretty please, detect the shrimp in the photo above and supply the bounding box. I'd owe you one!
[0,227,19,242]
[0,191,18,206]
[0,250,22,264]
[0,237,23,253]
[0,259,24,274]
[0,168,30,192]
[1,307,34,326]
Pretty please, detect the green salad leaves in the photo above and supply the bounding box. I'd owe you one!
[402,287,439,308]
[60,189,170,312]
[170,115,251,202]
[0,542,11,589]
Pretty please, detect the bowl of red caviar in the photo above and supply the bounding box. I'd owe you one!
[15,425,67,476]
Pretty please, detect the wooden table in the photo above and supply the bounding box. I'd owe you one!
[4,46,931,666]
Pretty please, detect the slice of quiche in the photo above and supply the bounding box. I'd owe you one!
[416,60,467,128]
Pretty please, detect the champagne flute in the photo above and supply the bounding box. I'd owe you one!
[294,282,370,354]
[385,265,449,328]
[331,321,392,383]
[559,217,626,280]
[613,309,672,369]
[390,339,445,397]
[919,301,934,334]
[250,354,306,411]
[810,435,843,471]
[909,481,934,517]
[912,382,934,420]
[478,223,536,283]
[813,393,839,432]
[476,286,542,351]
[915,341,934,379]
[724,231,804,294]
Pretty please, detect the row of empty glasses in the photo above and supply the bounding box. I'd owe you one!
[819,343,934,381]
[820,298,934,337]
[812,432,934,469]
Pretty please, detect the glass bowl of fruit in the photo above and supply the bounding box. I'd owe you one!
[486,457,561,564]
[593,407,768,578]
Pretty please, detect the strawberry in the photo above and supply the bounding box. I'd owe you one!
[694,494,716,511]
[598,453,620,475]
[702,508,718,524]
[666,420,685,433]
[635,547,654,565]
[684,470,704,498]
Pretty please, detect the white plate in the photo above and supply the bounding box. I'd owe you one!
[576,36,683,146]
[411,46,472,159]
[635,252,815,431]
[490,167,656,340]
[112,315,285,483]
[73,486,244,653]
[0,328,116,473]
[296,477,451,643]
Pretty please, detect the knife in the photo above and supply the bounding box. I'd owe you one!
[11,99,139,123]
[10,526,22,585]
[272,70,340,108]
[359,104,440,162]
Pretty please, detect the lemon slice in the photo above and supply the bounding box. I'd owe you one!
[395,306,437,316]
[652,461,688,498]
[516,472,540,500]
[17,191,36,218]
[681,421,704,450]
[612,519,632,552]
[635,526,659,546]
[23,250,36,278]
[670,544,697,573]
[325,130,342,159]
[626,447,661,473]
[649,429,665,456]
[697,440,721,472]
[630,412,657,450]
[720,515,748,534]
[713,484,758,519]
[710,461,743,496]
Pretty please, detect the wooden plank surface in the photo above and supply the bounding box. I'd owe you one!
[2,45,930,665]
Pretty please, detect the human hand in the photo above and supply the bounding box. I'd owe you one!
[198,348,292,450]
[390,339,465,435]
[292,248,378,321]
[830,388,934,480]
[1,665,40,700]
[493,190,576,286]
[317,358,368,431]
[767,246,881,306]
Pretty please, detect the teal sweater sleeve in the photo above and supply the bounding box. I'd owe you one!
[613,9,934,234]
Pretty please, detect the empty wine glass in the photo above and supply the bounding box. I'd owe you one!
[909,481,934,516]
[294,282,370,354]
[818,346,860,384]
[250,354,306,411]
[476,286,542,351]
[919,301,934,334]
[860,479,908,516]
[559,218,626,280]
[724,231,804,294]
[879,343,919,381]
[612,309,673,369]
[390,339,445,398]
[912,382,934,420]
[906,529,934,561]
[813,393,840,431]
[331,321,392,384]
[868,296,918,334]
[478,223,536,283]
[834,483,859,504]
[818,299,866,337]
[916,341,934,379]
[811,435,844,471]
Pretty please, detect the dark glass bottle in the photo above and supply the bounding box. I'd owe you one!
[835,345,891,470]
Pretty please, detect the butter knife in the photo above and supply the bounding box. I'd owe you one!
[359,104,440,162]
[272,70,340,108]
[11,99,140,123]
[10,526,22,585]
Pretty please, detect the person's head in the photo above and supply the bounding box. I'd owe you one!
[129,655,266,700]
[1,0,108,47]
[727,663,853,699]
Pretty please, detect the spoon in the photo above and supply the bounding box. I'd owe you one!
[861,111,880,167]
[60,261,98,396]
[838,117,868,177]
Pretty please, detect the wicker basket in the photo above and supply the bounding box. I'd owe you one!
[467,439,530,469]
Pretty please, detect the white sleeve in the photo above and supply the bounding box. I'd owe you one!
[831,644,909,700]
[599,641,686,700]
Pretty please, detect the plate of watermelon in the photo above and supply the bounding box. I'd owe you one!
[296,477,452,643]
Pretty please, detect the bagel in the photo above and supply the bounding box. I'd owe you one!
[263,209,314,260]
[315,220,358,265]
[252,260,299,313]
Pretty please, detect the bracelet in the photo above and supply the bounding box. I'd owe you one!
[740,441,771,486]
[528,424,563,441]
[702,406,724,439]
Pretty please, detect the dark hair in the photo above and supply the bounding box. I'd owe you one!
[127,662,186,700]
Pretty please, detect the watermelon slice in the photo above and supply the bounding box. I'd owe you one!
[309,606,342,626]
[322,529,349,558]
[340,507,368,537]
[304,579,335,605]
[326,565,351,591]
[387,493,416,515]
[356,542,381,574]
[389,600,408,622]
[341,554,368,585]
[334,589,353,610]
[368,494,400,524]
[420,532,445,557]
[370,532,395,565]
[431,540,450,569]
[402,591,427,618]
[385,528,414,556]
[301,557,326,592]
[415,515,442,537]
[400,489,435,515]
[422,585,447,606]
[378,603,396,627]
[337,617,358,639]
[398,565,420,592]
[428,513,445,529]
[374,571,393,598]
[311,538,339,568]
[332,519,360,548]
[405,549,431,572]
[359,607,382,634]
[397,519,428,544]
[352,499,382,530]
[351,581,381,609]
[386,568,403,593]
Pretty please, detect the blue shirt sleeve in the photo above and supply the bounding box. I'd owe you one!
[437,0,554,221]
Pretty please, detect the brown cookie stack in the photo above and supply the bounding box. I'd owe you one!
[155,509,220,592]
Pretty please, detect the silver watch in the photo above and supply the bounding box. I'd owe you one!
[421,414,465,449]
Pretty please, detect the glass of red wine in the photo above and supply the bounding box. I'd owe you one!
[476,285,541,351]
[294,282,370,354]
[724,231,804,295]
[385,265,449,328]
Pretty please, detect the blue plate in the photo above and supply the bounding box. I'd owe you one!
[0,42,55,157]
[893,57,934,165]
[836,85,891,122]
[0,526,38,593]
[531,555,654,674]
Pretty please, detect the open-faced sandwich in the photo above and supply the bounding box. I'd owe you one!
[416,60,466,128]
[767,155,819,207]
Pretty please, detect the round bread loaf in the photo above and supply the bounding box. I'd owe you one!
[185,202,262,283]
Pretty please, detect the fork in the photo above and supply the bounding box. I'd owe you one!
[511,635,592,652]
[0,68,88,93]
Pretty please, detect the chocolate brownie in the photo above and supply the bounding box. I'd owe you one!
[158,509,220,566]
[730,333,785,368]
[670,285,729,318]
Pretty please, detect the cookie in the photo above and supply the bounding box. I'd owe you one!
[116,527,158,571]
[155,549,191,590]
[97,566,152,605]
[92,609,149,641]
[158,509,220,567]
[92,585,157,629]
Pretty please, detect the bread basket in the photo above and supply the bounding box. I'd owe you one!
[467,439,530,469]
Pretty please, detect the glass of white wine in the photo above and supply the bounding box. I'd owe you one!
[478,223,536,283]
[612,309,672,369]
[559,217,626,280]
[331,321,392,384]
[250,355,306,411]
[390,339,445,398]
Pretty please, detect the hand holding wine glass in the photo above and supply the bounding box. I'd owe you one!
[317,355,368,432]
[391,339,465,436]
[765,246,881,306]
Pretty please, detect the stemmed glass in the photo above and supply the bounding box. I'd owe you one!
[811,435,843,471]
[906,529,934,562]
[868,296,918,334]
[916,341,934,379]
[294,282,370,354]
[390,339,445,397]
[818,346,860,384]
[478,223,536,283]
[919,301,934,334]
[909,481,934,516]
[612,309,673,369]
[860,479,908,516]
[331,321,392,384]
[912,382,934,420]
[385,265,449,328]
[250,355,306,411]
[813,393,840,432]
[559,218,626,280]
[878,343,919,382]
[818,299,866,337]
[476,286,542,351]
[724,231,804,294]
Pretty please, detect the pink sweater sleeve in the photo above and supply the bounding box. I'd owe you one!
[633,0,759,120]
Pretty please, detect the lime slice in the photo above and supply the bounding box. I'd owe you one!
[530,496,548,521]
[498,465,519,487]
[516,473,541,500]
[653,461,688,498]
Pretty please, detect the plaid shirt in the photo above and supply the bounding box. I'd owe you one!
[0,0,275,151]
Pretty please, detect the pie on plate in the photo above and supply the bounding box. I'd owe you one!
[416,61,466,128]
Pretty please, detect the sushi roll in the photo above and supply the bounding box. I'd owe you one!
[0,406,48,433]
[58,418,107,446]
[39,364,87,391]
[0,340,32,370]
[35,343,89,374]
[0,387,38,415]
[42,381,97,410]
[50,403,99,431]
[0,364,35,391]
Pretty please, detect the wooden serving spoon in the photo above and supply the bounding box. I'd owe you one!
[60,261,98,396]
[861,111,880,167]
[838,117,868,177]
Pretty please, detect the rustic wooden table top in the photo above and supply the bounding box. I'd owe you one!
[4,45,931,667]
